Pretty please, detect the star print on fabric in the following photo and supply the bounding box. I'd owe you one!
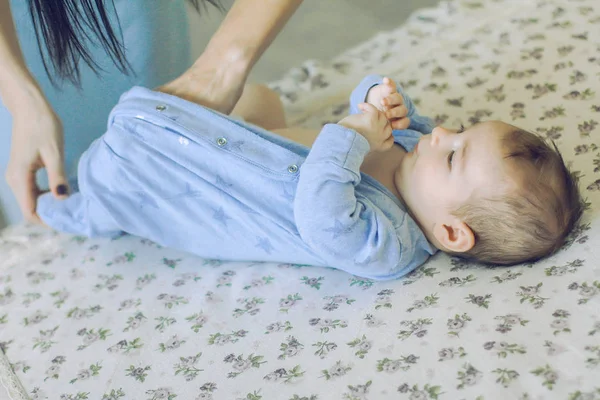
[280,184,295,202]
[212,207,232,227]
[235,199,260,215]
[215,175,233,192]
[166,182,203,202]
[228,140,245,152]
[332,200,359,216]
[135,192,159,209]
[127,122,146,142]
[182,183,202,198]
[323,219,356,239]
[255,236,274,254]
[354,254,374,266]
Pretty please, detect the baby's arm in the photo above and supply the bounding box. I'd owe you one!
[293,123,409,280]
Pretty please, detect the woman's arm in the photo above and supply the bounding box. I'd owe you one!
[204,0,302,71]
[0,0,40,110]
[0,0,68,223]
[158,0,303,114]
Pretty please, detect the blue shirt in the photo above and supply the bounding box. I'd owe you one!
[37,75,438,280]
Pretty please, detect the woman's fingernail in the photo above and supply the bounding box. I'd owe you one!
[57,184,68,195]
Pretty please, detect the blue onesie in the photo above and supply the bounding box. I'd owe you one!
[37,75,438,281]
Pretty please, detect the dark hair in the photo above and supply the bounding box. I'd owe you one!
[449,128,584,266]
[26,0,224,87]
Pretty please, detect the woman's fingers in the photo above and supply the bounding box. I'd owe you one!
[6,165,41,223]
[41,146,69,198]
[23,173,43,224]
[7,98,67,225]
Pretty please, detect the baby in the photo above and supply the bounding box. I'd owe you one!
[36,75,583,280]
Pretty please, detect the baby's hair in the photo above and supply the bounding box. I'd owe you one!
[449,128,584,266]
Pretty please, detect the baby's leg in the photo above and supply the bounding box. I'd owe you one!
[232,84,321,148]
[270,127,321,148]
[231,84,287,130]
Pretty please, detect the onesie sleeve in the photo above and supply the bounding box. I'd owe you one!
[349,74,436,135]
[293,123,405,278]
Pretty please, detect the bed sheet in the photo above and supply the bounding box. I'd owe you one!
[1,0,600,399]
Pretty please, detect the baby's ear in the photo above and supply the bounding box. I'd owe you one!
[434,220,475,253]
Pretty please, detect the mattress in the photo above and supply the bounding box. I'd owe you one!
[1,0,599,398]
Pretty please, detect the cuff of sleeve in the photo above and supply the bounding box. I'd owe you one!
[349,74,384,115]
[306,124,370,175]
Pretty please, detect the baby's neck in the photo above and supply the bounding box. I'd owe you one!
[361,145,440,248]
[360,143,407,207]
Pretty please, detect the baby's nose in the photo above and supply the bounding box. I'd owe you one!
[430,126,450,146]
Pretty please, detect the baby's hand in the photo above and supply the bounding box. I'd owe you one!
[366,77,410,130]
[338,103,394,153]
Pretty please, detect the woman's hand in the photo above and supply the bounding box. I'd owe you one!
[157,0,303,114]
[5,94,68,224]
[1,0,69,224]
[156,50,247,114]
[366,77,410,130]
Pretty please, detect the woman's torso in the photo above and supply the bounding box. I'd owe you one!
[0,0,191,227]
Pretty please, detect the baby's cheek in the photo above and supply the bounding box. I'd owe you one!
[418,167,445,196]
[418,164,438,183]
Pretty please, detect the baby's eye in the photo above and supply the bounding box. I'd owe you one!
[448,125,465,167]
[448,151,455,167]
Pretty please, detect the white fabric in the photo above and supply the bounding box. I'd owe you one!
[1,0,600,399]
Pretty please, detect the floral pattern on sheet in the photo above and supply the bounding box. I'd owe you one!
[1,0,600,399]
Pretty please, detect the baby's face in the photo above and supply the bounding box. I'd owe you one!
[395,121,517,245]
